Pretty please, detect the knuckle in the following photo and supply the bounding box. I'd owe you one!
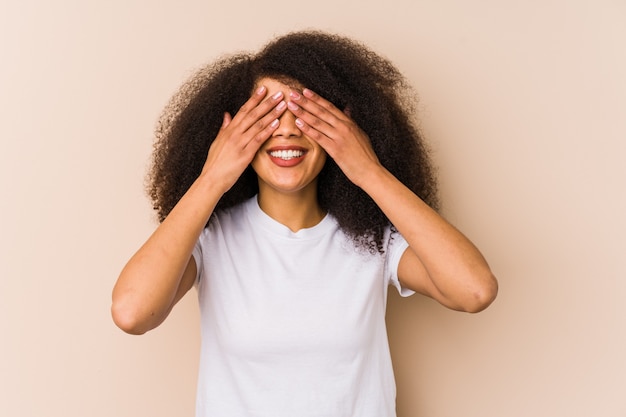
[255,118,266,130]
[309,129,323,140]
[246,107,260,121]
[341,121,356,133]
[309,117,322,127]
[252,131,267,144]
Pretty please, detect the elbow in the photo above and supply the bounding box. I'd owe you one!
[462,272,499,314]
[111,300,151,335]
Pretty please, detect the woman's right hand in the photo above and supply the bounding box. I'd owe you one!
[201,85,287,193]
[112,85,286,335]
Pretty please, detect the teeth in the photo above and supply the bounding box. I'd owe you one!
[270,149,304,160]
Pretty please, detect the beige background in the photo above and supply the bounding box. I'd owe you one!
[1,1,624,416]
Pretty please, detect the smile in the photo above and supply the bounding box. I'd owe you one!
[269,149,305,160]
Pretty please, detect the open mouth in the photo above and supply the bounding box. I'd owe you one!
[269,149,305,160]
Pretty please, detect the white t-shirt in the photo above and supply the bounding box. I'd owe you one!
[192,196,412,417]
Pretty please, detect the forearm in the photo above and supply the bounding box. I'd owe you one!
[111,85,288,334]
[361,166,497,311]
[285,87,496,310]
[112,173,224,334]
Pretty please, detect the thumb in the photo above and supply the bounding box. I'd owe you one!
[221,112,232,128]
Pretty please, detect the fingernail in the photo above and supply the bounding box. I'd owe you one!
[272,91,283,100]
[303,89,314,98]
[289,91,301,100]
[287,101,299,111]
[256,86,266,95]
[270,119,279,128]
[295,118,304,128]
[276,101,286,111]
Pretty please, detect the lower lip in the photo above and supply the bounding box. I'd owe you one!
[268,153,306,167]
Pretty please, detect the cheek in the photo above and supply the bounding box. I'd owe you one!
[314,153,327,173]
[250,151,265,175]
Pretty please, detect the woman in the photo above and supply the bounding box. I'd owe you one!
[112,30,498,417]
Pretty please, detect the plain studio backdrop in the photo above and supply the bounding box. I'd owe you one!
[1,1,624,416]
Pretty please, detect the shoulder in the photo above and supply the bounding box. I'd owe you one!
[209,197,255,229]
[195,198,255,251]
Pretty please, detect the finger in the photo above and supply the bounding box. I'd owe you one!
[240,85,268,113]
[288,90,350,134]
[287,98,338,140]
[220,94,286,157]
[234,89,285,131]
[292,117,336,155]
[221,112,232,129]
[243,117,280,153]
[230,86,267,121]
[238,97,287,152]
[301,88,350,122]
[246,98,286,136]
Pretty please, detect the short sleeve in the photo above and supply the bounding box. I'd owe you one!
[192,237,203,288]
[385,230,415,297]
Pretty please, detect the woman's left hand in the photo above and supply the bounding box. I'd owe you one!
[287,88,382,187]
[289,89,498,314]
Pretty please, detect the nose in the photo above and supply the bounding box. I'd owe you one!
[272,109,302,138]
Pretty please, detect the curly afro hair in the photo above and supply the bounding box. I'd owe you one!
[148,30,439,253]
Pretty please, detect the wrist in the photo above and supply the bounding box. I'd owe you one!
[195,168,232,198]
[352,163,390,191]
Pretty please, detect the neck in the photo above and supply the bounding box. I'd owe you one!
[256,186,326,232]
